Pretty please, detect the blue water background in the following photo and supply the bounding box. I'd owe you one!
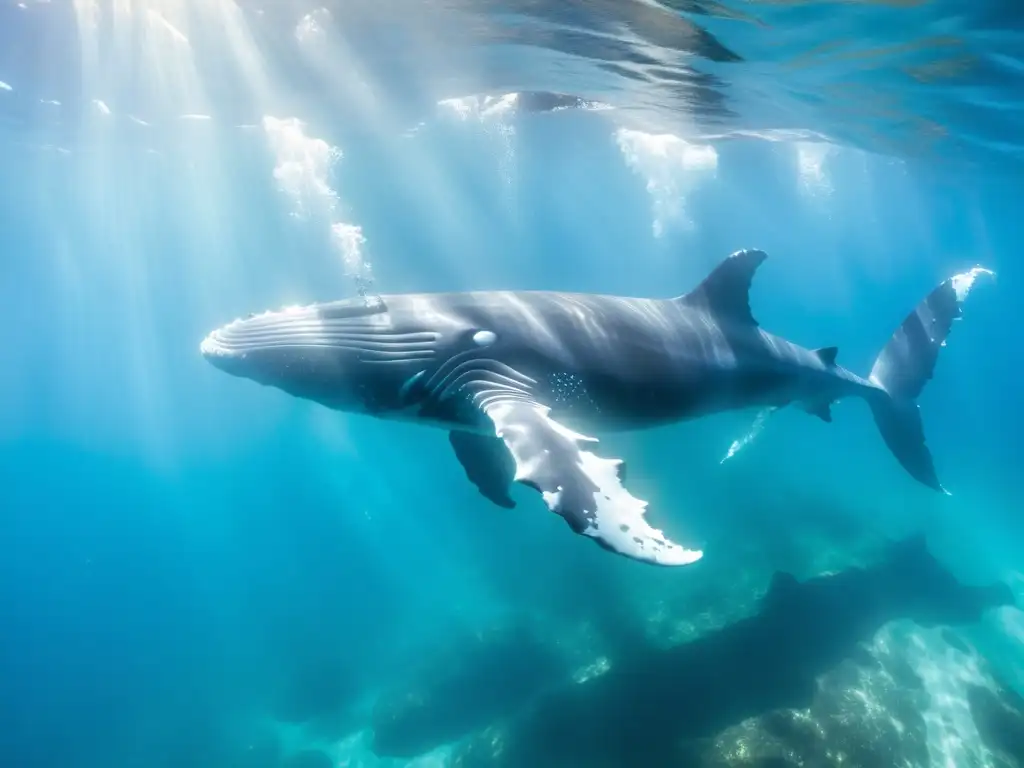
[1,1,1023,766]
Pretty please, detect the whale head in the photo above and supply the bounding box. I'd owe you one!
[200,296,448,414]
[199,293,528,424]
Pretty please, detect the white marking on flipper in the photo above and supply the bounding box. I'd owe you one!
[575,450,701,565]
[950,266,993,303]
[484,400,702,567]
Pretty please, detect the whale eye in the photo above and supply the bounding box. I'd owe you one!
[472,330,497,347]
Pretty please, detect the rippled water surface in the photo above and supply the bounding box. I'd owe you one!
[1,0,1023,167]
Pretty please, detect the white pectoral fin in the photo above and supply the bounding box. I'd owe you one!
[483,399,703,567]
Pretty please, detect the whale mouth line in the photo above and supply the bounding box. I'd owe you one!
[200,336,438,358]
[201,331,437,353]
[200,308,440,365]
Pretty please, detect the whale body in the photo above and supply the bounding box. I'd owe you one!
[201,250,990,566]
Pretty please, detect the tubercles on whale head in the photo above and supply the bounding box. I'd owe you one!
[200,296,440,414]
[199,302,324,385]
[201,301,364,411]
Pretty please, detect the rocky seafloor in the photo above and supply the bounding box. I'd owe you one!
[450,621,1024,768]
[233,535,1024,768]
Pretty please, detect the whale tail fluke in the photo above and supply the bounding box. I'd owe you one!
[867,395,944,492]
[866,266,993,493]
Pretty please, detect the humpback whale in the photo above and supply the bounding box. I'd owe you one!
[201,250,990,566]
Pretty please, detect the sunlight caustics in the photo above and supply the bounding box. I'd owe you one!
[898,624,1003,768]
[266,718,453,768]
[993,587,1024,688]
[982,567,1024,696]
[614,128,718,237]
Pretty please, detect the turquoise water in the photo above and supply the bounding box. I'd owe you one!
[2,2,1024,767]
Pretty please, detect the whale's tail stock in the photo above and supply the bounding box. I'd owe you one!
[866,266,993,493]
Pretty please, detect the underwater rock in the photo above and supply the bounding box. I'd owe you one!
[370,620,568,758]
[694,622,1024,768]
[691,643,932,768]
[272,651,364,735]
[968,681,1024,766]
[451,534,1017,767]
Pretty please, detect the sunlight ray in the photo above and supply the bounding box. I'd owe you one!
[289,9,506,288]
[63,0,304,463]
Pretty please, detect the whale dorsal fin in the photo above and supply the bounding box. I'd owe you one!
[678,249,768,326]
[815,346,838,366]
